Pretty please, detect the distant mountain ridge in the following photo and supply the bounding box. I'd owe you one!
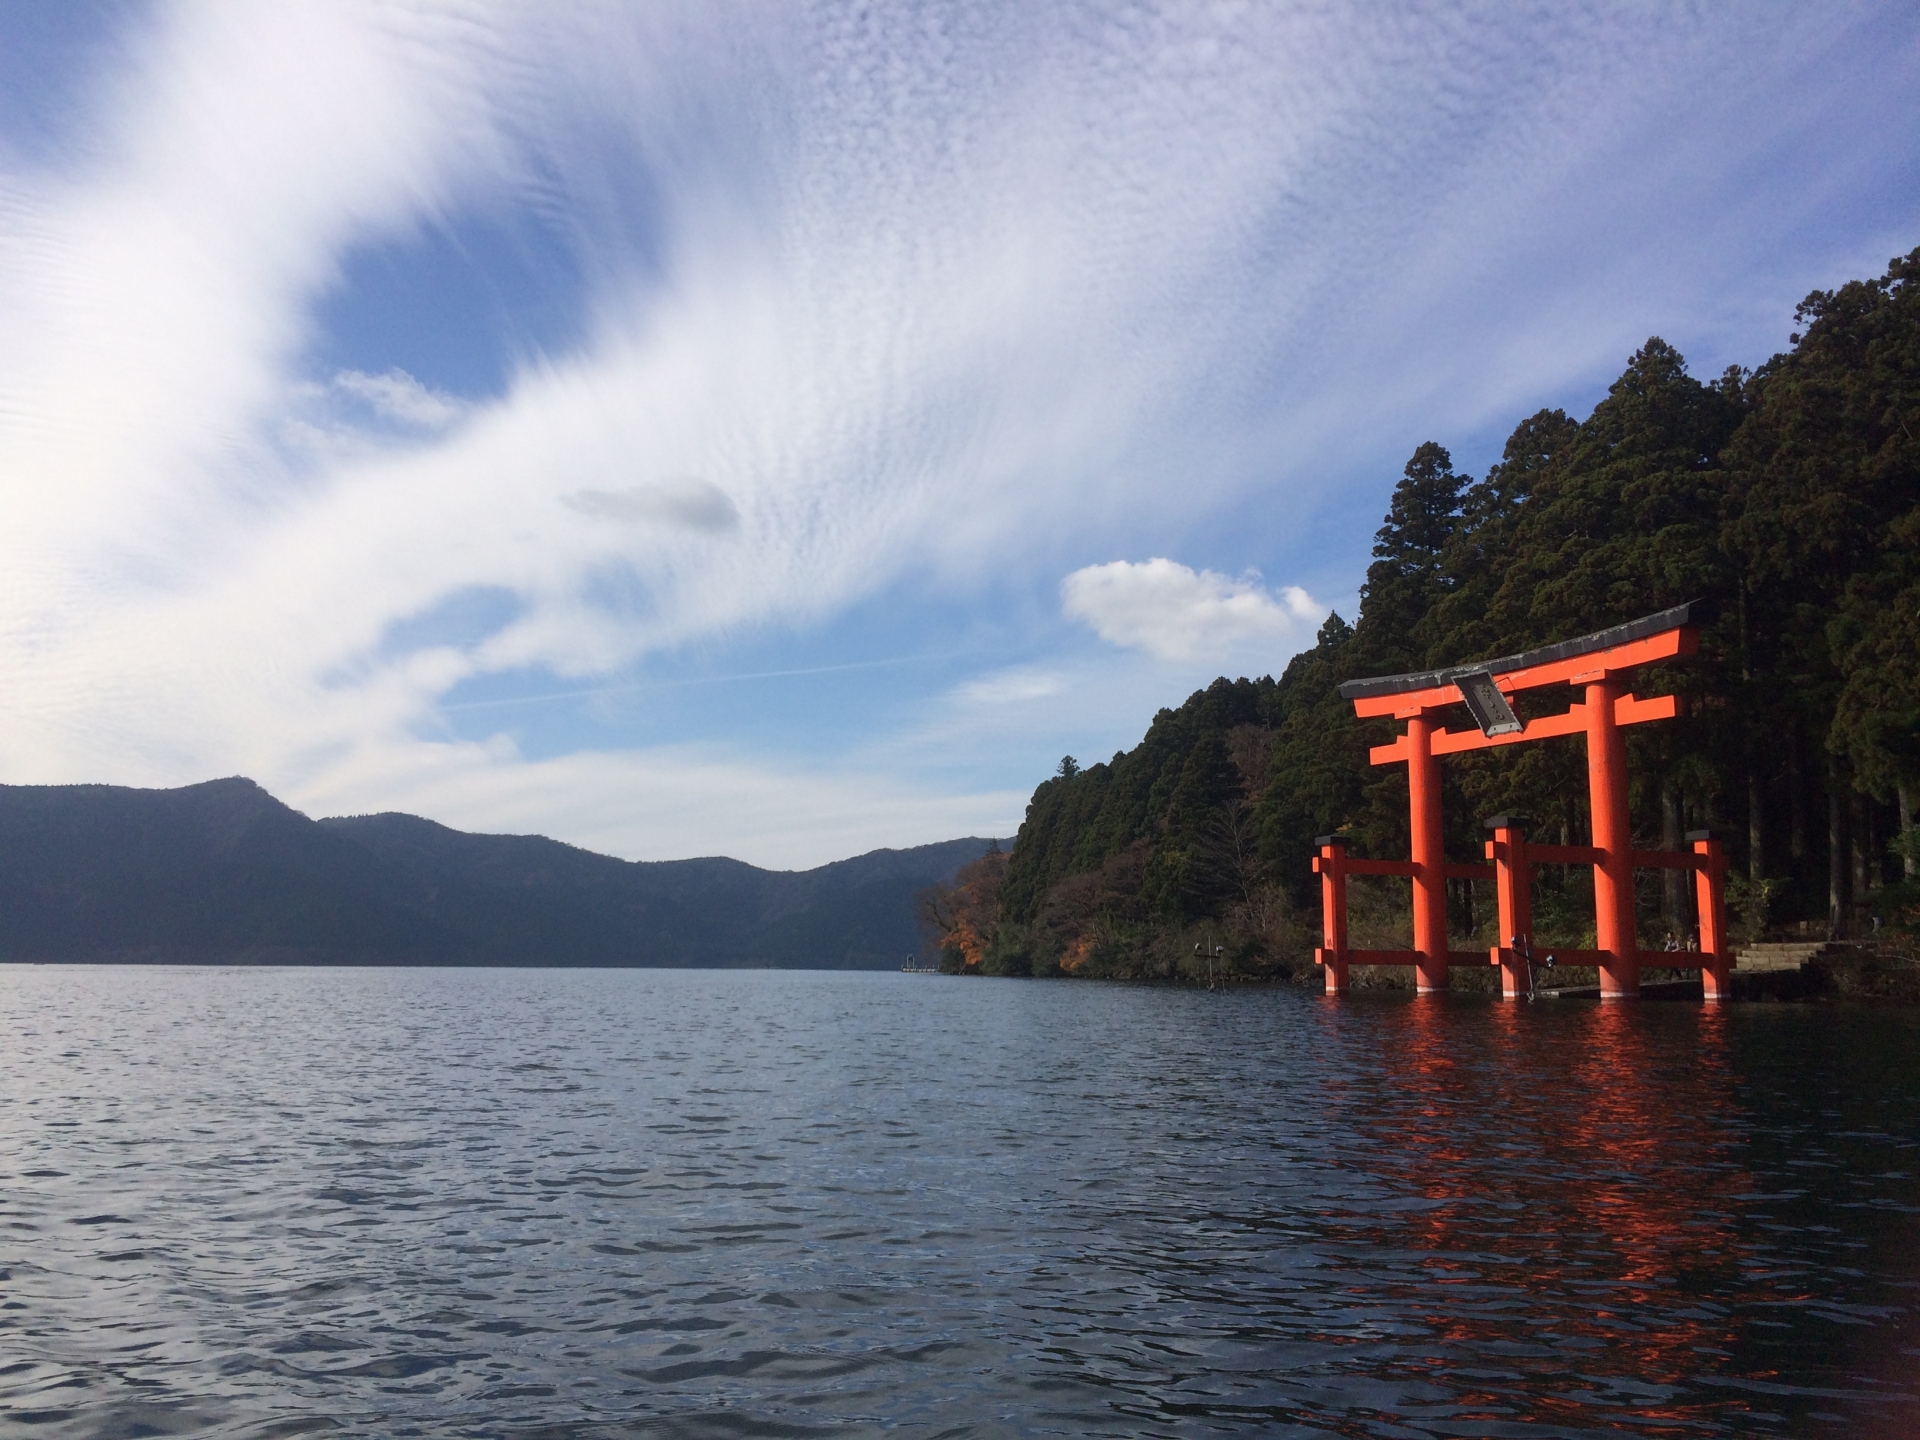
[0,777,1008,966]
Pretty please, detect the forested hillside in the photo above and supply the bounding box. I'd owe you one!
[927,247,1920,980]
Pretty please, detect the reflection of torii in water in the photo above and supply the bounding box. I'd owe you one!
[1313,603,1730,1001]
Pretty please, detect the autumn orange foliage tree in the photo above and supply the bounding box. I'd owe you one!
[918,846,1008,972]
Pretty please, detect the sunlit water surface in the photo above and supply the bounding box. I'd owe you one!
[2,966,1917,1438]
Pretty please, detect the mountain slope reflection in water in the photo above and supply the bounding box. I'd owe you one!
[1,967,1916,1438]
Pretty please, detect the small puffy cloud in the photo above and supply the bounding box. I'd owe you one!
[1061,558,1323,663]
[332,368,467,429]
[561,479,740,533]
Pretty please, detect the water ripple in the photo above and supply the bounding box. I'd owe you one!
[1,967,1918,1436]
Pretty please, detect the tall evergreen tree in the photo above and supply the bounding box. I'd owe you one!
[1425,409,1579,664]
[1725,247,1920,914]
[1485,338,1741,646]
[1829,509,1920,824]
[1355,442,1466,671]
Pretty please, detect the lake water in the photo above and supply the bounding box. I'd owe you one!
[2,967,1917,1438]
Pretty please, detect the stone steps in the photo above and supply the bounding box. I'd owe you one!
[1736,941,1836,973]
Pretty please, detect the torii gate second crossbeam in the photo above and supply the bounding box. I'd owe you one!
[1312,603,1730,1001]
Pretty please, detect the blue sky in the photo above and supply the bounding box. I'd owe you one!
[0,2,1914,868]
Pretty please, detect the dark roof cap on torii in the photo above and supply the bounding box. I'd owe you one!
[1336,602,1701,702]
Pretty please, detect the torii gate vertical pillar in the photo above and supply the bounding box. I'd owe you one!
[1585,676,1640,998]
[1315,837,1350,996]
[1487,817,1533,1000]
[1692,832,1730,1000]
[1405,711,1449,994]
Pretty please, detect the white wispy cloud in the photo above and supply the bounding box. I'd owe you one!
[332,367,467,428]
[1061,559,1323,663]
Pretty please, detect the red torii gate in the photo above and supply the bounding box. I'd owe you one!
[1312,603,1730,1001]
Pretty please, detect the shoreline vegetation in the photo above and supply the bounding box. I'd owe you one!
[921,247,1920,999]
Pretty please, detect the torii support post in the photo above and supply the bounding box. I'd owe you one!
[1405,713,1449,994]
[1486,816,1533,1000]
[1585,674,1638,998]
[1312,836,1350,995]
[1692,830,1731,1000]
